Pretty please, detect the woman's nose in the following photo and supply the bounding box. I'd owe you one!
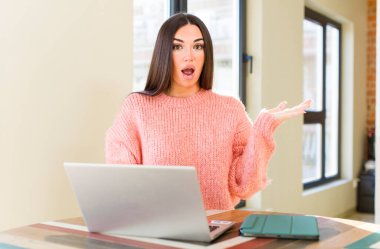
[184,47,194,61]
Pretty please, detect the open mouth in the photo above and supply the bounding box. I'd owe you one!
[181,65,196,80]
[181,68,195,76]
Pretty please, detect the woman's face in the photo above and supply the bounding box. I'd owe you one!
[170,24,205,97]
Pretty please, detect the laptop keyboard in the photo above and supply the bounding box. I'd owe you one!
[209,225,219,232]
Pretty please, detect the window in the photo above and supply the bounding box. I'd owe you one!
[133,0,246,103]
[187,0,240,98]
[302,8,341,189]
[133,0,169,91]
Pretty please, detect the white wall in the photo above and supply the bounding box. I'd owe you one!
[0,0,133,231]
[245,0,367,217]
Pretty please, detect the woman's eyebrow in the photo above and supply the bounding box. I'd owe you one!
[173,38,184,43]
[173,38,204,42]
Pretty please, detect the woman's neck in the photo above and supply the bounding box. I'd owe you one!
[166,85,200,98]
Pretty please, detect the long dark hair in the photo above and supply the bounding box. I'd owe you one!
[142,13,214,96]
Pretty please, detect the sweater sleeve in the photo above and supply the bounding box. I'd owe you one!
[228,104,281,199]
[105,96,142,164]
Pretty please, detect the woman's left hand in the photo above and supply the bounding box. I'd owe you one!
[267,99,312,123]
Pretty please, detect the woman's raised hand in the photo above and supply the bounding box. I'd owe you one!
[265,99,312,123]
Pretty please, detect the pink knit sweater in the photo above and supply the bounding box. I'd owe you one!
[105,89,280,210]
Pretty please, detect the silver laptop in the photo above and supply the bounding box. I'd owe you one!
[64,162,235,242]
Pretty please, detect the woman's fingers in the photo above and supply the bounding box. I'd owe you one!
[272,99,312,121]
[267,101,288,114]
[286,99,311,115]
[300,99,312,110]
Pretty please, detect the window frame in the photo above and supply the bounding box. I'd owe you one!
[303,7,342,189]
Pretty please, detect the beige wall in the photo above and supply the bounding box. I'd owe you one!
[245,0,367,217]
[0,1,133,231]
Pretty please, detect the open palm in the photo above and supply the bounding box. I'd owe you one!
[265,99,312,123]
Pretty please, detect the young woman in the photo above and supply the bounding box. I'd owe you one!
[105,13,311,210]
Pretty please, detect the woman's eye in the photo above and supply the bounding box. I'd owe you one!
[172,44,182,50]
[194,44,204,50]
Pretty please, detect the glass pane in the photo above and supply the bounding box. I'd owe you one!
[303,124,322,183]
[133,0,168,91]
[188,0,239,98]
[325,25,340,177]
[303,19,323,111]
